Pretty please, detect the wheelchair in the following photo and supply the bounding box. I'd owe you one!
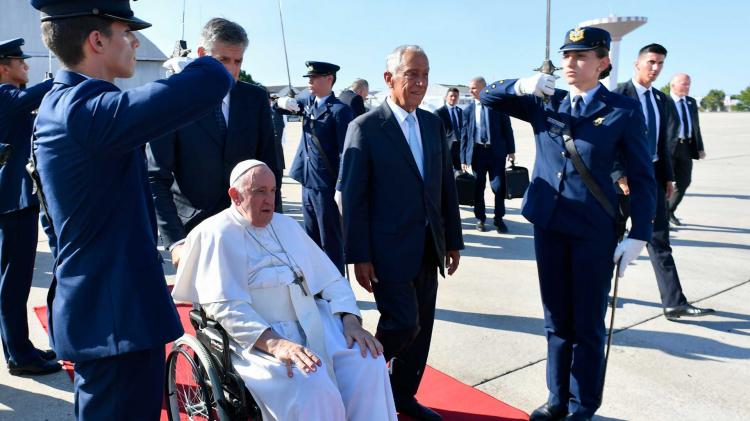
[165,305,263,421]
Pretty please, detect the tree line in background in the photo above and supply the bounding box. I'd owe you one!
[660,83,750,112]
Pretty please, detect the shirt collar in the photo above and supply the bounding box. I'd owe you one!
[570,84,601,106]
[315,93,332,107]
[223,92,230,106]
[386,96,416,124]
[632,78,653,97]
[671,93,686,102]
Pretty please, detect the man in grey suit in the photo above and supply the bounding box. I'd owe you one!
[339,45,464,421]
[147,18,279,267]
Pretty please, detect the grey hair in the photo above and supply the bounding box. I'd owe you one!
[200,18,249,51]
[385,45,427,74]
[470,76,487,87]
[350,78,369,92]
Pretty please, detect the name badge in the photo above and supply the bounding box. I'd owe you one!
[547,117,565,135]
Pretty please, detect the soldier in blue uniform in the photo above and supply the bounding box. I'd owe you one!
[29,0,233,419]
[480,27,656,420]
[276,61,353,274]
[0,38,60,376]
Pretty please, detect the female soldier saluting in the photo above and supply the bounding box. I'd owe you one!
[481,27,656,420]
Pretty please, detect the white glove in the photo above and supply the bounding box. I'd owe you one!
[613,238,647,278]
[515,73,557,97]
[277,96,300,112]
[334,190,343,217]
[163,57,194,76]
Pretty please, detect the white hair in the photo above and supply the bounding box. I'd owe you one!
[385,45,427,75]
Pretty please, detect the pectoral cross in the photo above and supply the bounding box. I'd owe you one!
[292,271,308,296]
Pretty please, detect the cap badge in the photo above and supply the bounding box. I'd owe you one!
[569,28,585,42]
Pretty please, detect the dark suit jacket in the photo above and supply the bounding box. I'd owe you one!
[613,81,675,184]
[338,89,367,117]
[434,104,462,143]
[147,81,279,248]
[0,79,53,213]
[271,107,286,170]
[460,101,515,164]
[672,95,705,159]
[339,102,464,284]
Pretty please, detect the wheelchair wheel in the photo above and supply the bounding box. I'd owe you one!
[166,334,231,421]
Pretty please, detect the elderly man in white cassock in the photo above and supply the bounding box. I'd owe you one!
[171,159,397,421]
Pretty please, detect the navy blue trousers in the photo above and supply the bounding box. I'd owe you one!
[534,225,616,418]
[74,347,165,420]
[472,146,506,223]
[372,229,438,401]
[0,206,40,365]
[302,187,344,274]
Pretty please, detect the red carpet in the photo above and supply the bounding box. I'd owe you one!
[35,304,528,420]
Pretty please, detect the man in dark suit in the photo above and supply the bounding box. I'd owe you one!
[31,0,233,417]
[461,77,516,233]
[269,94,286,211]
[338,78,369,117]
[148,18,279,267]
[0,38,59,376]
[667,73,706,225]
[276,61,353,274]
[339,45,463,421]
[614,44,713,320]
[433,87,462,171]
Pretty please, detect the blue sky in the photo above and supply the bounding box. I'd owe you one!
[133,0,748,98]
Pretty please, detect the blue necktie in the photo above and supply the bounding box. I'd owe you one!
[644,90,658,160]
[571,95,583,118]
[450,107,459,136]
[479,105,488,143]
[680,98,691,139]
[405,114,424,178]
[214,106,227,138]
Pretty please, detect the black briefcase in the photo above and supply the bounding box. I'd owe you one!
[454,171,476,206]
[505,162,530,199]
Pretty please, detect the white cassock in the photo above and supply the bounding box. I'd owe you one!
[172,207,397,421]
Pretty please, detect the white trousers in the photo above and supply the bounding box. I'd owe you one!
[232,300,397,421]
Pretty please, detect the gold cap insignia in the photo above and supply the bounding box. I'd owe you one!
[569,28,585,42]
[593,117,605,126]
[307,65,314,72]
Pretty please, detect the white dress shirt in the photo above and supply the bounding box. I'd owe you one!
[632,78,661,161]
[671,93,692,139]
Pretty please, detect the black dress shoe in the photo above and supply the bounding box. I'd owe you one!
[476,220,486,232]
[529,402,567,421]
[495,220,509,233]
[396,397,442,421]
[664,304,715,320]
[564,414,591,421]
[8,358,62,376]
[36,348,57,361]
[669,213,682,226]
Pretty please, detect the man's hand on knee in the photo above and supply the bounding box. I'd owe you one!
[353,262,378,293]
[342,314,383,358]
[257,329,322,377]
